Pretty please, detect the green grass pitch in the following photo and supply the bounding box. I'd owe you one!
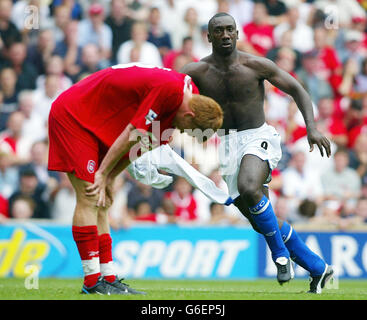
[0,278,366,300]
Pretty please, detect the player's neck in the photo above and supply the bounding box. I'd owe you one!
[212,49,238,69]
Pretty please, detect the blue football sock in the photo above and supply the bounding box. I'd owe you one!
[280,221,326,276]
[249,195,289,262]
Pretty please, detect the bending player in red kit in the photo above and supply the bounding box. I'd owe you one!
[48,63,223,295]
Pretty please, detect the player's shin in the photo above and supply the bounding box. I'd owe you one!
[97,205,116,283]
[72,225,101,288]
[280,221,326,276]
[99,233,116,283]
[248,195,290,261]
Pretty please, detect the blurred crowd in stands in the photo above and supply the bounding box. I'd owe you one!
[1,0,367,230]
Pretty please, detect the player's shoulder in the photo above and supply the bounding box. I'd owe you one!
[180,60,210,77]
[239,51,278,78]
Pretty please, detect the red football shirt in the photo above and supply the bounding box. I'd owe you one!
[51,64,198,148]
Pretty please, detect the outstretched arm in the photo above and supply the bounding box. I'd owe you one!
[250,56,331,157]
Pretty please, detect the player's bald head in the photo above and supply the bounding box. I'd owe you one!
[208,12,236,33]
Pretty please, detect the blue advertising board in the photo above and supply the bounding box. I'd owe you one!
[0,223,258,279]
[1,223,367,279]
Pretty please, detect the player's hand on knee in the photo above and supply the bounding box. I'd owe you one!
[104,184,114,208]
[85,171,108,207]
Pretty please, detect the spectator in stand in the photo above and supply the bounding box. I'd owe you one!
[51,0,83,21]
[345,97,367,149]
[49,5,72,43]
[171,54,192,72]
[10,0,52,46]
[313,26,343,96]
[354,57,367,95]
[10,195,35,220]
[321,147,361,213]
[126,0,150,21]
[132,200,154,222]
[33,74,61,124]
[290,116,337,178]
[26,29,56,76]
[193,24,211,60]
[164,176,197,222]
[228,0,254,29]
[19,140,59,190]
[265,48,298,127]
[297,198,318,223]
[316,94,348,147]
[116,21,162,66]
[73,43,104,82]
[242,2,275,57]
[0,68,18,131]
[127,180,164,217]
[132,200,170,224]
[266,29,302,71]
[274,6,314,53]
[156,0,182,42]
[281,150,324,223]
[348,133,367,182]
[296,49,333,106]
[331,195,367,230]
[35,55,72,92]
[0,0,22,50]
[105,0,134,64]
[51,172,76,223]
[315,0,366,28]
[352,196,367,224]
[260,0,288,26]
[8,167,50,219]
[53,20,83,80]
[77,3,112,64]
[337,29,365,68]
[163,36,198,69]
[147,6,172,59]
[0,111,33,165]
[0,151,18,198]
[1,41,38,91]
[171,7,202,51]
[350,16,367,51]
[18,90,47,144]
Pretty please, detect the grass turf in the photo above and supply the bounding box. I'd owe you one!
[0,278,366,300]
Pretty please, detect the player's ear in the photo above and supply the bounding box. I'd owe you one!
[236,30,239,40]
[184,110,195,119]
[207,32,212,43]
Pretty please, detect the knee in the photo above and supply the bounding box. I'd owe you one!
[238,179,263,204]
[76,193,100,209]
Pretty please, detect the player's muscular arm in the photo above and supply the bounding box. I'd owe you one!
[86,123,139,207]
[252,57,315,129]
[249,56,331,157]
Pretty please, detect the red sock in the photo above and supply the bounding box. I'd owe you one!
[99,233,116,283]
[72,225,100,288]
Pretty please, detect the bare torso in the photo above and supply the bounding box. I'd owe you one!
[184,51,267,134]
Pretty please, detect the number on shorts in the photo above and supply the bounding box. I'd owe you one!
[261,141,268,150]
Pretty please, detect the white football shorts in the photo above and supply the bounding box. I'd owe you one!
[219,122,282,199]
